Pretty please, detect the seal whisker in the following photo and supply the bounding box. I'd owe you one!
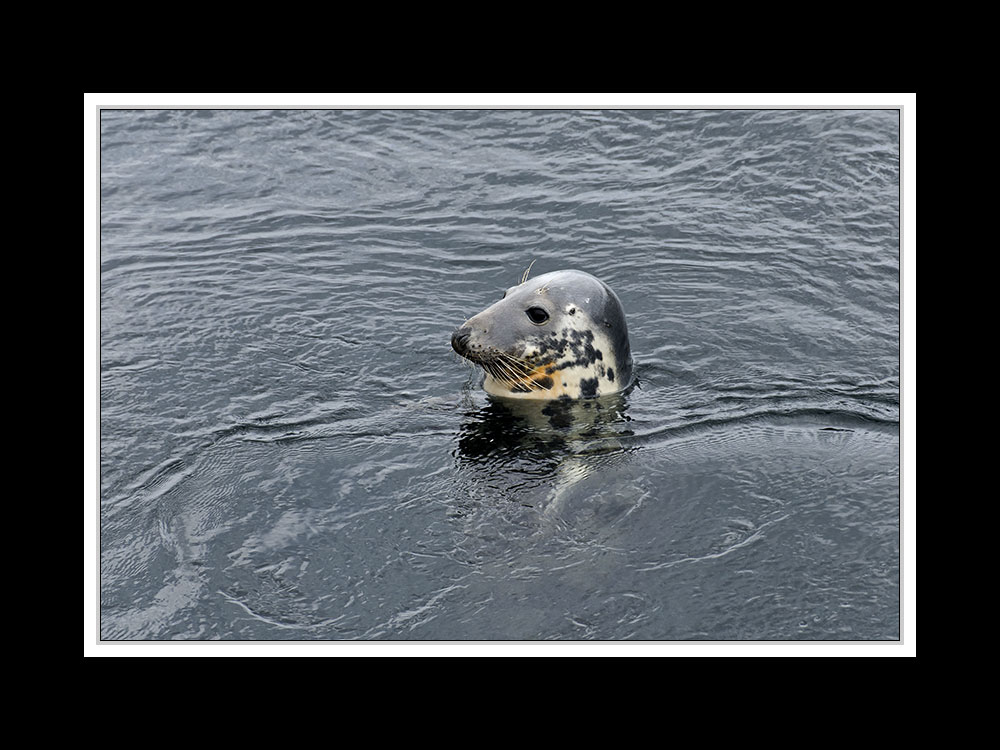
[496,352,529,375]
[496,353,546,391]
[520,259,537,285]
[496,352,530,373]
[499,351,539,371]
[481,358,502,379]
[498,353,546,384]
[486,359,520,390]
[498,356,543,392]
[491,357,526,388]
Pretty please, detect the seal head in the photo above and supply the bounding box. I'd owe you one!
[451,269,633,400]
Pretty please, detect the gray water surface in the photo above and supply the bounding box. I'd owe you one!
[98,109,900,641]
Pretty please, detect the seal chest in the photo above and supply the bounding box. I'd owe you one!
[451,269,633,400]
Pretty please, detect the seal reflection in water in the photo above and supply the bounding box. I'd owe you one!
[452,269,633,399]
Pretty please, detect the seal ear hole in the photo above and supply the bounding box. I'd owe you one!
[525,306,550,325]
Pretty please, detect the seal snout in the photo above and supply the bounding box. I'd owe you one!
[451,327,473,357]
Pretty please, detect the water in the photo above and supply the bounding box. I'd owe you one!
[96,108,902,643]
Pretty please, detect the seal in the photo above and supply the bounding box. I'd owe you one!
[451,268,633,400]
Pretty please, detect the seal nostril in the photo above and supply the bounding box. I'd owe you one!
[451,328,472,354]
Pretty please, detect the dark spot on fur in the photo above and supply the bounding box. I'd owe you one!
[537,375,554,389]
[607,367,615,382]
[579,377,599,398]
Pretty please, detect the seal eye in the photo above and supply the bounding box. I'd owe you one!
[525,306,549,325]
